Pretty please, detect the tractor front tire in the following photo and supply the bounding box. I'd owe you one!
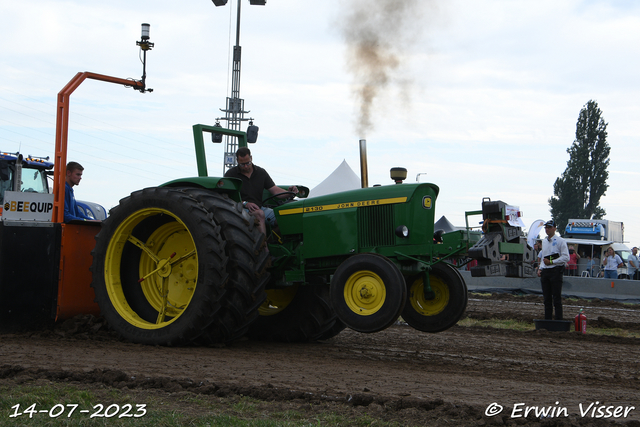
[91,187,228,346]
[330,254,406,333]
[401,263,468,333]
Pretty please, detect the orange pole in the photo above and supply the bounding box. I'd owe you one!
[52,72,144,223]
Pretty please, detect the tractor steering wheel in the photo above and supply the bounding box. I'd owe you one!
[262,191,298,206]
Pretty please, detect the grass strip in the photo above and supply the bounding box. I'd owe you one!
[457,317,640,338]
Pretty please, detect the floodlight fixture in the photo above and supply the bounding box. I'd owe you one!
[136,23,154,52]
[141,23,150,40]
[136,23,154,92]
[249,0,267,5]
[211,0,228,6]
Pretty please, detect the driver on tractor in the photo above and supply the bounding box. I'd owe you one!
[224,147,298,234]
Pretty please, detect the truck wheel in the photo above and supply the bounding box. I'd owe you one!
[247,284,344,342]
[182,189,269,343]
[91,187,228,346]
[330,254,406,333]
[401,263,468,333]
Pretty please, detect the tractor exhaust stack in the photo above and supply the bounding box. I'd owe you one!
[359,139,368,188]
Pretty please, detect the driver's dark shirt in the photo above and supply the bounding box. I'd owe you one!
[224,164,275,208]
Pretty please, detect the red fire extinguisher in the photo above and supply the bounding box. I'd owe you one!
[574,308,587,334]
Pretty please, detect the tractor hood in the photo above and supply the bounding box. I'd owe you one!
[274,182,440,258]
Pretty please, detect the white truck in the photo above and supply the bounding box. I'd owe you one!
[563,219,633,278]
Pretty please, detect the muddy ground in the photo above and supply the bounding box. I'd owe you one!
[1,293,640,426]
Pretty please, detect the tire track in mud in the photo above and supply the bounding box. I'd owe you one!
[1,295,639,425]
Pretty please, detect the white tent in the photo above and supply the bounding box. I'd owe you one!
[434,216,457,234]
[308,160,361,198]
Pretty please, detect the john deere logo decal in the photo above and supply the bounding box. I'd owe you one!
[422,196,432,209]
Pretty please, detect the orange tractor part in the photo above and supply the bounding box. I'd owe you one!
[52,73,145,321]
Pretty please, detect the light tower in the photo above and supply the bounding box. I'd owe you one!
[211,0,266,173]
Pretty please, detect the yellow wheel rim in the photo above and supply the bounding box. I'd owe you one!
[104,208,198,329]
[343,270,386,316]
[408,275,449,316]
[259,285,298,316]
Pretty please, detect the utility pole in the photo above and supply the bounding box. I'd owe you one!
[211,0,266,173]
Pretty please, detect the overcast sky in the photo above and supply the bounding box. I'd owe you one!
[1,0,639,245]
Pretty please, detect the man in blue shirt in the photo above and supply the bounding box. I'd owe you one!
[64,161,94,222]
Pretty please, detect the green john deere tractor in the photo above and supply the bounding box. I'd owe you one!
[91,124,530,346]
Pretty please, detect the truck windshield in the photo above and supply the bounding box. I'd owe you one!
[617,250,631,264]
[20,167,49,194]
[0,165,13,201]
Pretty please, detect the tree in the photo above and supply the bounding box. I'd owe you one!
[549,100,610,233]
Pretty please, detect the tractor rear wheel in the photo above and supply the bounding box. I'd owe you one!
[316,317,347,341]
[247,284,344,342]
[91,187,228,346]
[330,254,406,333]
[401,263,468,333]
[183,189,269,343]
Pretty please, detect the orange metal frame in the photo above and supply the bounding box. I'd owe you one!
[53,72,143,223]
[52,72,143,320]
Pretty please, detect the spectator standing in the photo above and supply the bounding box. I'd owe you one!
[585,256,597,277]
[602,247,623,280]
[566,245,580,276]
[628,247,639,280]
[533,240,542,269]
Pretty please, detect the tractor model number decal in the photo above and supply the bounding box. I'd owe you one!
[279,197,407,216]
[422,196,432,209]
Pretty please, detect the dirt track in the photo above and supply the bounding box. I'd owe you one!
[1,294,640,426]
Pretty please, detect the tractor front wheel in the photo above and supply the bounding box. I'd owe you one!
[401,263,467,333]
[330,254,406,333]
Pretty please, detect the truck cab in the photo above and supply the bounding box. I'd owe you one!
[0,152,50,197]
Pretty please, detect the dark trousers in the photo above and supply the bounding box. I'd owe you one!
[540,266,564,320]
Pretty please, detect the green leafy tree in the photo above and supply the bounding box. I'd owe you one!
[549,100,610,232]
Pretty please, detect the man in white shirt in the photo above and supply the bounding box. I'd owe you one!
[536,220,570,320]
[628,247,639,280]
